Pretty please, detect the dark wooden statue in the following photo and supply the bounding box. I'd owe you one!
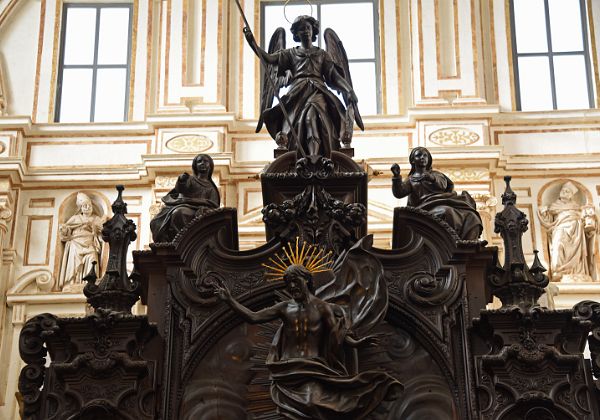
[150,153,220,242]
[244,15,364,162]
[17,10,600,419]
[214,237,401,419]
[391,146,483,240]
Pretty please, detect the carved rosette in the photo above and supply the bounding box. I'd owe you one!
[166,134,213,153]
[428,127,480,146]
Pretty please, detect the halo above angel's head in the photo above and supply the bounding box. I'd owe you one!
[284,0,315,24]
[262,237,333,282]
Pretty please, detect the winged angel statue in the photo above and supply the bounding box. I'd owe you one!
[215,236,402,419]
[243,15,364,162]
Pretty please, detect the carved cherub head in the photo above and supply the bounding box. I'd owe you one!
[291,15,319,43]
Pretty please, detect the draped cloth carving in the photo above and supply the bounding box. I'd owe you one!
[58,193,104,291]
[539,181,598,282]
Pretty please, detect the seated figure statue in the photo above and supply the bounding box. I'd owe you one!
[151,154,220,242]
[391,147,482,240]
[214,237,401,419]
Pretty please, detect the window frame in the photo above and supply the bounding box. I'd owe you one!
[55,3,134,123]
[259,0,382,115]
[509,0,595,111]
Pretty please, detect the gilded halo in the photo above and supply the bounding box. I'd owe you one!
[262,237,333,282]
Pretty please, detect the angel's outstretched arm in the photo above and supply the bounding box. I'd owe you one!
[244,28,278,65]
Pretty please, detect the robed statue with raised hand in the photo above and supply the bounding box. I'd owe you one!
[214,236,402,419]
[241,12,364,163]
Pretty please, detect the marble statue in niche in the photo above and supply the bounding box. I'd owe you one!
[58,192,105,291]
[538,181,598,282]
[391,147,483,240]
[150,154,220,242]
[214,237,402,419]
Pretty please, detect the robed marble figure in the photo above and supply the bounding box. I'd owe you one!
[539,181,598,282]
[58,192,105,290]
[214,237,402,419]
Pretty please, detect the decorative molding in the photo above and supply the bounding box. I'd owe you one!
[155,176,177,189]
[166,134,213,153]
[445,168,488,182]
[8,269,54,294]
[428,127,480,146]
[471,193,498,213]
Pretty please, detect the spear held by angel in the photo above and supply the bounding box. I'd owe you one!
[240,10,364,162]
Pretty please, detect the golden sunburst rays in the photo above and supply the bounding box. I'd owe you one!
[262,237,333,282]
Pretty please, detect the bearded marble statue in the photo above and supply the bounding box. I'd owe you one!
[538,181,598,282]
[58,193,105,291]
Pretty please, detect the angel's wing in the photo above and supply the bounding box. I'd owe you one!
[324,28,364,133]
[316,235,388,338]
[256,28,290,133]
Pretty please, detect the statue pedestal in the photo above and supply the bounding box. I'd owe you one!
[260,151,368,252]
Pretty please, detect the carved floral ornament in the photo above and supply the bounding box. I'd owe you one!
[165,135,213,153]
[0,201,12,222]
[445,168,488,182]
[428,127,480,146]
[154,176,178,189]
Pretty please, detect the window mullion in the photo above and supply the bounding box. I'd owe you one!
[123,5,133,121]
[509,0,522,110]
[579,0,595,108]
[90,7,101,122]
[543,0,558,109]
